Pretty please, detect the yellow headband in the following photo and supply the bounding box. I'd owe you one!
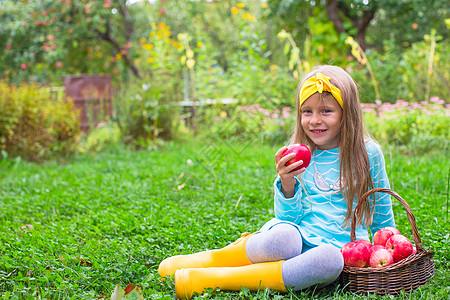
[299,73,343,108]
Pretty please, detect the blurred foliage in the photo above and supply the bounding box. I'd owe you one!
[1,0,447,102]
[78,122,121,154]
[269,0,448,50]
[0,0,140,83]
[400,31,448,102]
[367,0,448,48]
[363,99,449,155]
[0,83,80,161]
[197,98,449,156]
[115,21,184,149]
[350,30,448,103]
[0,0,448,159]
[115,77,182,149]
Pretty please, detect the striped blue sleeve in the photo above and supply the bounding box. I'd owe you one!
[366,140,396,233]
[273,176,304,224]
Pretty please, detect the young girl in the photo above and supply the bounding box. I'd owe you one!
[158,65,395,299]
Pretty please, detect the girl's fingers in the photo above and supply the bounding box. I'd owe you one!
[279,153,296,166]
[283,160,304,173]
[278,160,307,177]
[275,146,288,163]
[291,166,306,176]
[290,160,304,170]
[276,153,295,171]
[275,147,307,179]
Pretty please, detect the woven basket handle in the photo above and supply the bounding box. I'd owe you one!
[350,188,425,252]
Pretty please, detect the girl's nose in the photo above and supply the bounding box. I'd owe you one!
[310,113,322,124]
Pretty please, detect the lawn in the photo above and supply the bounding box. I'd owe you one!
[0,140,448,299]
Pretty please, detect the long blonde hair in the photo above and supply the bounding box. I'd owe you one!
[291,65,374,227]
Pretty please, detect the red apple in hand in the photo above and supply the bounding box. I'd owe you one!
[369,248,394,268]
[341,241,370,267]
[385,234,413,262]
[373,228,395,246]
[281,144,311,171]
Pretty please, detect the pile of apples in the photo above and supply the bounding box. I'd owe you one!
[341,227,417,268]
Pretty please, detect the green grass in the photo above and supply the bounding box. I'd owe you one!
[0,140,449,299]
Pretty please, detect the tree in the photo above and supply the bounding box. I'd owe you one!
[325,0,375,51]
[367,0,448,49]
[268,0,448,52]
[269,0,375,51]
[0,0,144,83]
[148,0,271,73]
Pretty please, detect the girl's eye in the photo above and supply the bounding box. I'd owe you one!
[302,110,312,114]
[322,109,332,114]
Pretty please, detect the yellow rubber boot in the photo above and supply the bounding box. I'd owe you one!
[158,233,254,277]
[175,261,287,299]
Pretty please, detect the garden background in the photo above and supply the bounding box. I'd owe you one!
[0,0,449,299]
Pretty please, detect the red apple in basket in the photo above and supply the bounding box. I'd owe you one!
[355,239,372,249]
[341,241,370,267]
[368,244,385,257]
[373,228,395,246]
[385,234,413,262]
[281,144,311,171]
[369,248,394,268]
[383,226,401,235]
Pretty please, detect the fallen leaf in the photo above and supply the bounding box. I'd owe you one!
[59,256,66,265]
[21,224,34,232]
[127,286,144,300]
[110,284,125,300]
[235,194,244,209]
[42,266,53,274]
[124,283,136,295]
[75,256,92,267]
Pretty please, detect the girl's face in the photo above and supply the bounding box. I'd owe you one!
[300,93,343,150]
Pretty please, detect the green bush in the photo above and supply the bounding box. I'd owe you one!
[198,103,295,147]
[348,33,448,103]
[0,82,80,161]
[198,98,448,155]
[400,33,448,102]
[78,122,122,154]
[201,105,266,141]
[115,75,184,149]
[363,98,450,154]
[204,63,298,109]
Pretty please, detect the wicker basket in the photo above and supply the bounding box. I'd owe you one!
[340,188,435,295]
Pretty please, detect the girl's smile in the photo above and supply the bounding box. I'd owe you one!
[300,93,343,150]
[310,129,328,135]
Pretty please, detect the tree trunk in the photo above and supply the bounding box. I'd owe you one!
[96,2,141,78]
[96,27,141,79]
[326,0,376,51]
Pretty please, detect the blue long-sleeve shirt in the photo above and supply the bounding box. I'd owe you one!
[265,139,395,249]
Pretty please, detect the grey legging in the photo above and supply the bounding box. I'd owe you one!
[245,223,344,290]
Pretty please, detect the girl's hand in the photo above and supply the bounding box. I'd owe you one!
[275,146,306,198]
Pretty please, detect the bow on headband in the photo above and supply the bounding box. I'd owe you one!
[299,73,343,108]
